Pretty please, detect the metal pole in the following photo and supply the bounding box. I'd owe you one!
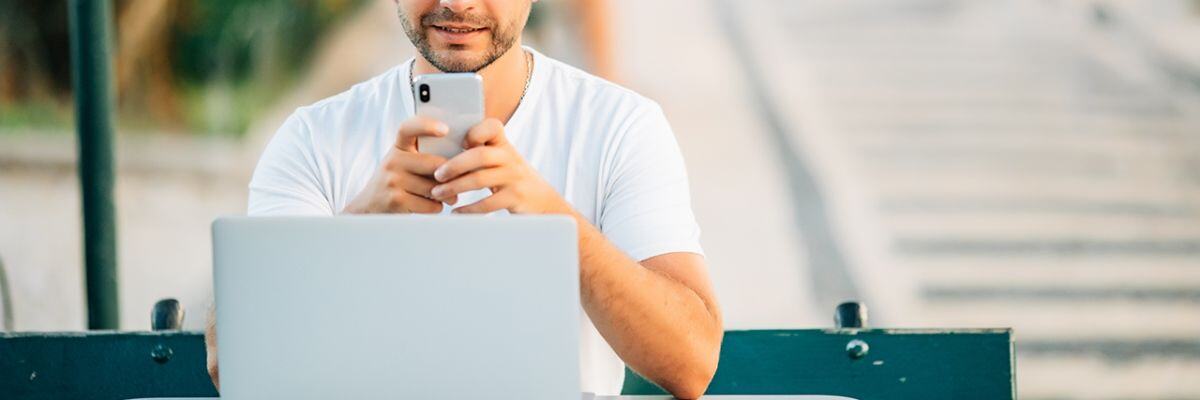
[68,0,120,330]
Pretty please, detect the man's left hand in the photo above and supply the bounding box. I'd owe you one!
[431,118,568,215]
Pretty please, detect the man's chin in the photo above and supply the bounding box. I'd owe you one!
[429,51,491,73]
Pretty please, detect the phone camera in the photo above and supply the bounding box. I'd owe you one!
[418,84,430,103]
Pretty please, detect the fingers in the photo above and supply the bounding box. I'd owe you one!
[453,190,515,214]
[431,167,513,200]
[463,118,507,149]
[383,144,460,210]
[377,117,517,213]
[390,172,459,205]
[434,146,510,183]
[396,116,449,152]
[391,191,444,214]
[391,152,446,176]
[388,171,433,197]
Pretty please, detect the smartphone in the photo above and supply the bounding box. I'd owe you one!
[412,73,484,159]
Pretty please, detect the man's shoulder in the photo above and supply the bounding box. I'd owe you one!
[539,55,663,117]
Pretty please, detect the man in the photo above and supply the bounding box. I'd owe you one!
[206,0,722,397]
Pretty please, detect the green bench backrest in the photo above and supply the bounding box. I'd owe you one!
[623,329,1014,399]
[1,329,1013,399]
[0,331,217,400]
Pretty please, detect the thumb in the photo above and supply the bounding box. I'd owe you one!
[396,116,449,152]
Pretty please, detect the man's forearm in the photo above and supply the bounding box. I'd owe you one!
[565,212,723,399]
[205,306,220,390]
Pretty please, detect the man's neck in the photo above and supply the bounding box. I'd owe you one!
[413,43,529,124]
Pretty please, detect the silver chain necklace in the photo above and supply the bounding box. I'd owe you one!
[410,49,533,107]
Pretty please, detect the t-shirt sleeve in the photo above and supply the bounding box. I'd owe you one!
[598,102,704,262]
[247,113,334,216]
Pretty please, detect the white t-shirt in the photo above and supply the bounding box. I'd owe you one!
[247,47,703,395]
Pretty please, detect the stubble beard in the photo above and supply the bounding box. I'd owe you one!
[398,7,523,73]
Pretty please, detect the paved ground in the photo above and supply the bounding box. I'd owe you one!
[2,0,1198,398]
[718,0,1200,398]
[0,135,248,331]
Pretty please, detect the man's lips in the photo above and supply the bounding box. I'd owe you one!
[428,24,489,44]
[432,23,485,32]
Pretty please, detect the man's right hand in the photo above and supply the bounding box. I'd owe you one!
[342,116,458,214]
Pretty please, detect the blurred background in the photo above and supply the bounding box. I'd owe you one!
[2,0,1199,398]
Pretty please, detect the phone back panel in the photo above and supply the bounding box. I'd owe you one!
[413,73,484,159]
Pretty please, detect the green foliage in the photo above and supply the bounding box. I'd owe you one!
[0,101,72,134]
[173,0,363,87]
[168,0,366,136]
[177,79,277,138]
[0,0,367,136]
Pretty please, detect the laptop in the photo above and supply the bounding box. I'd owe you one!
[211,215,580,400]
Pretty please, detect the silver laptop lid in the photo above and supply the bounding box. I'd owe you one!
[212,215,580,400]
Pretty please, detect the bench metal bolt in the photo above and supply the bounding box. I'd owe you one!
[835,301,870,359]
[150,344,173,364]
[845,339,870,359]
